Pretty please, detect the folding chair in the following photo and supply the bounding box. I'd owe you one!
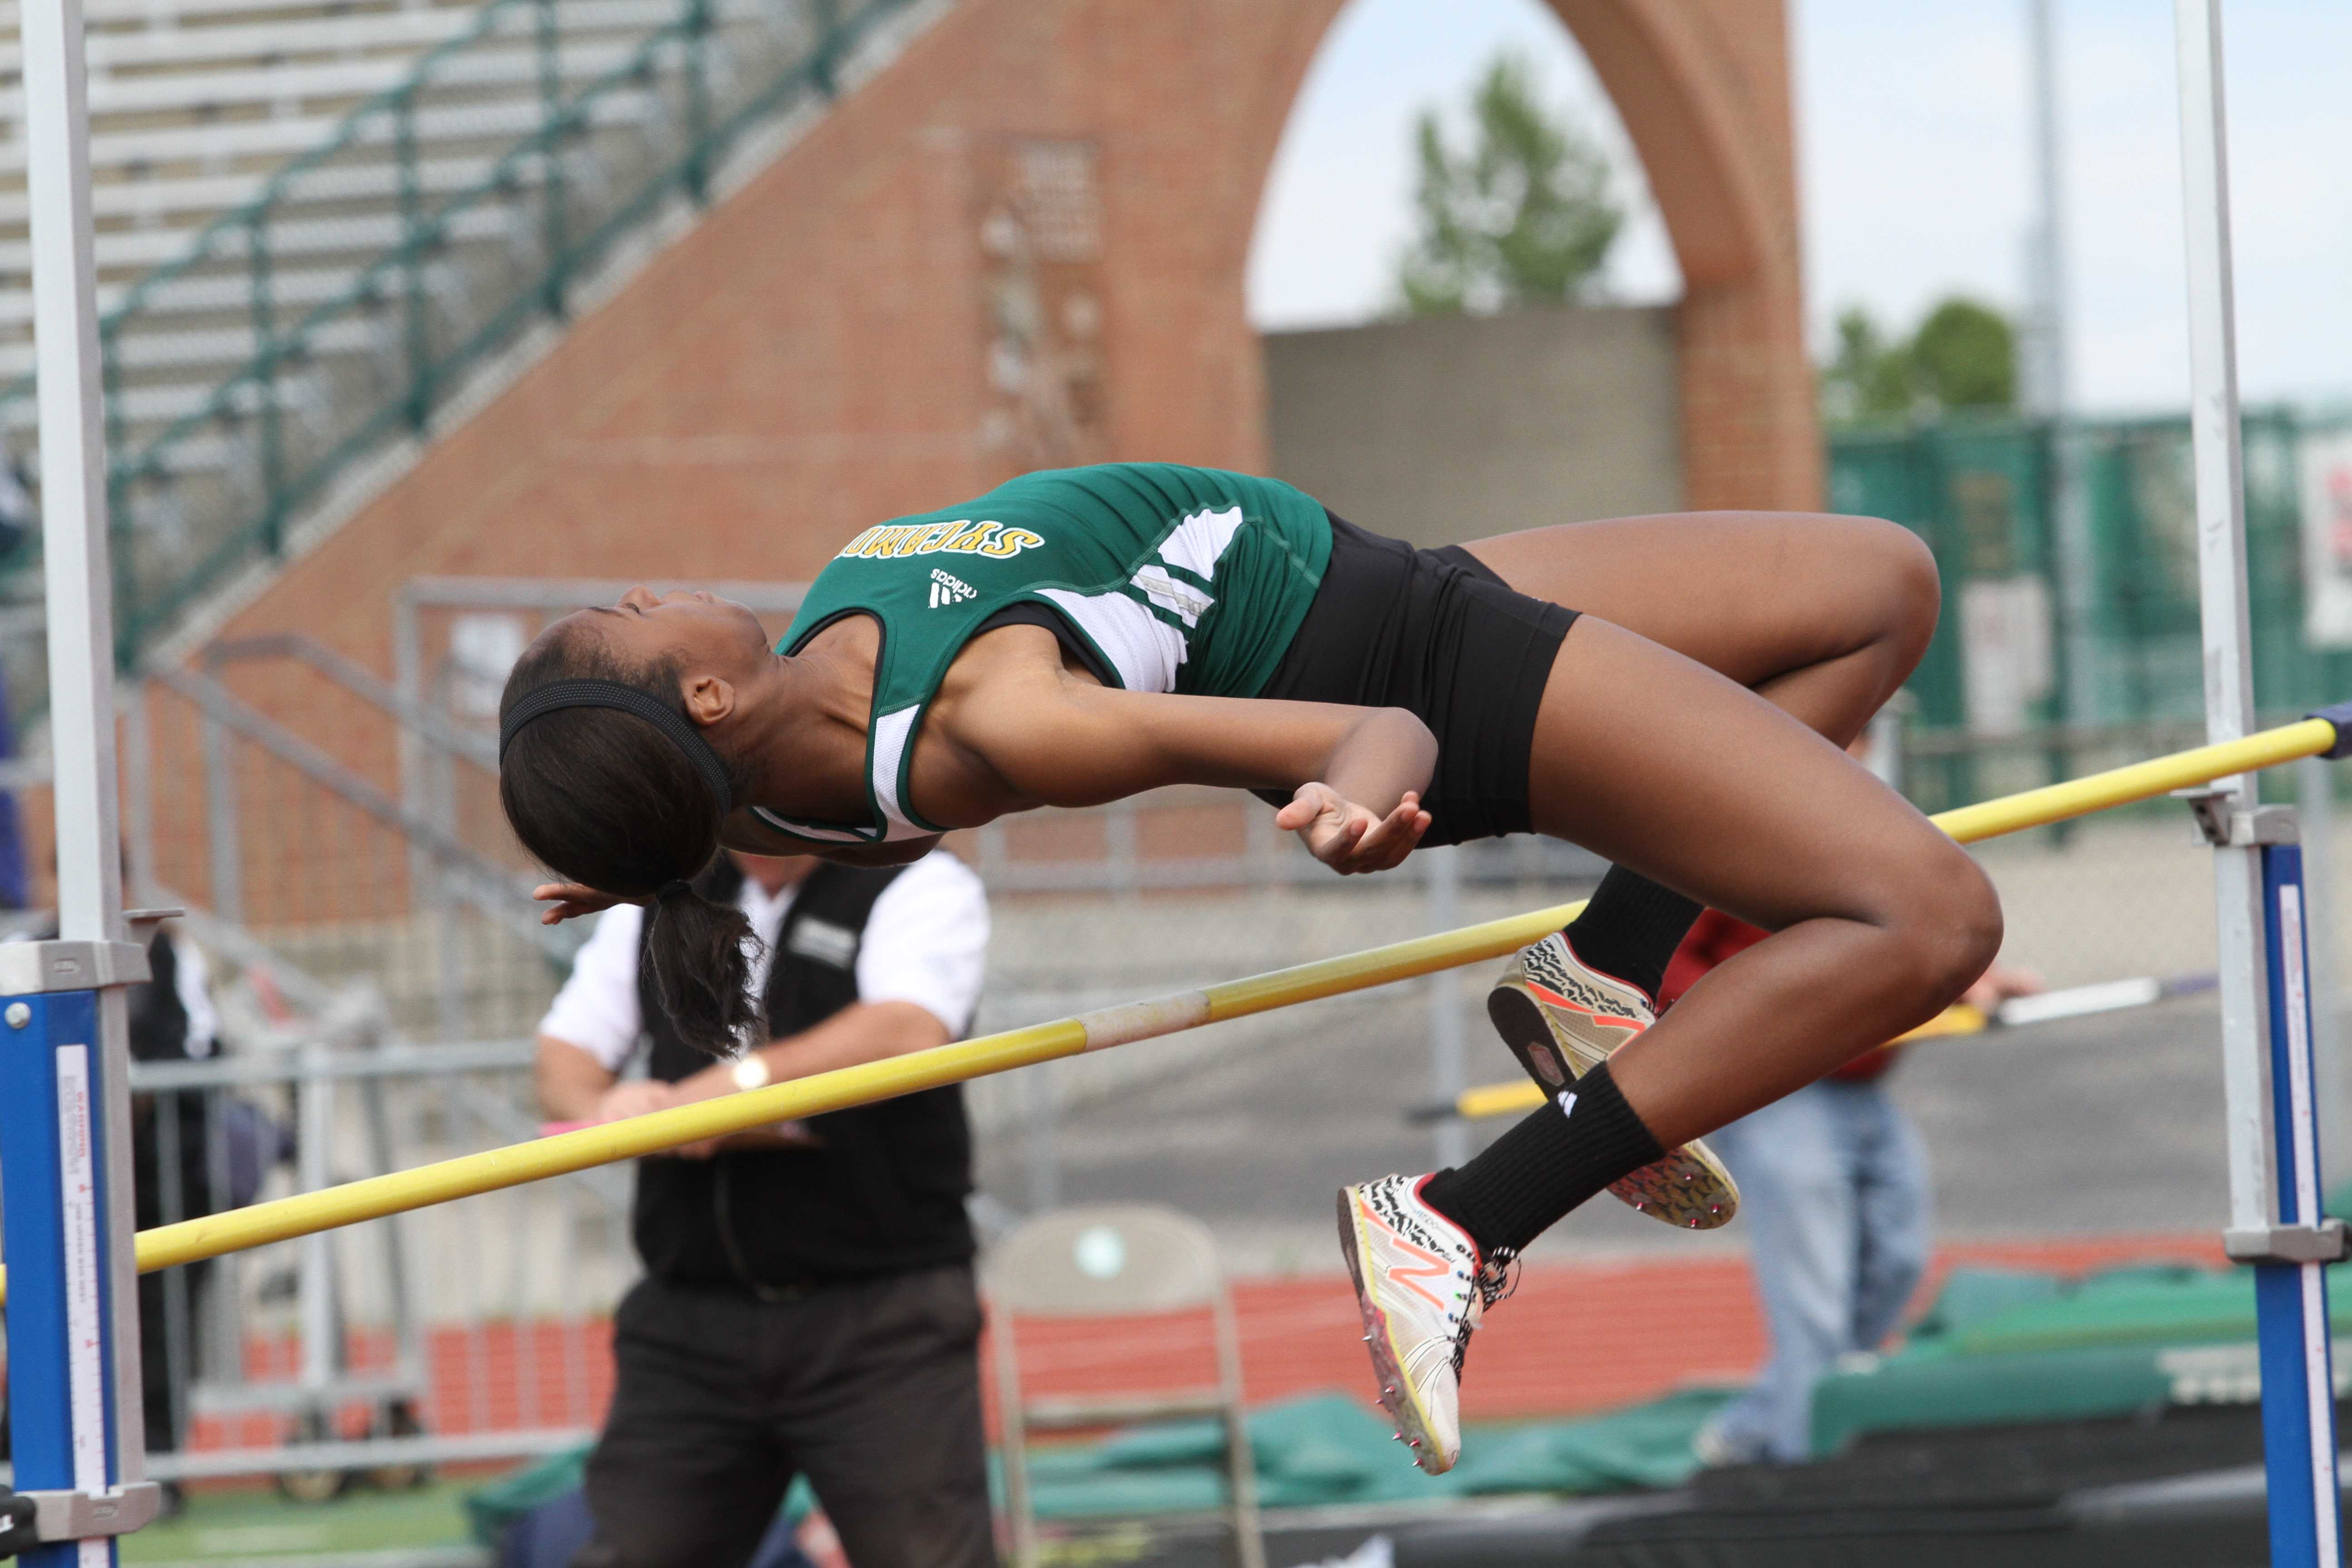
[988,1204,1266,1568]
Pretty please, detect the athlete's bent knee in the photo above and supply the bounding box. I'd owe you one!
[1850,516,1941,667]
[1883,841,2003,1011]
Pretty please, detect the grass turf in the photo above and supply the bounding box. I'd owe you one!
[120,1479,484,1563]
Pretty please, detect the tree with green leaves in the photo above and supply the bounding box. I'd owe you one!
[1397,53,1623,316]
[1909,299,2015,410]
[1821,297,2017,424]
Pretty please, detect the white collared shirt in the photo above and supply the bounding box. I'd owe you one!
[174,936,220,1059]
[537,851,990,1072]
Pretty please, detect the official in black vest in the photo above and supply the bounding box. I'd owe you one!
[127,928,222,1476]
[536,849,993,1568]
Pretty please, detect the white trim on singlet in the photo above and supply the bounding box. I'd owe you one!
[871,705,931,837]
[748,705,933,843]
[1039,587,1186,694]
[1155,504,1245,583]
[1129,565,1214,628]
[1029,504,1254,695]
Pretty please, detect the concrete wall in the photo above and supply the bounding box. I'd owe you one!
[1263,305,1682,549]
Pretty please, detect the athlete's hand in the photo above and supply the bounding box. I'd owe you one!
[1277,784,1431,875]
[533,882,626,925]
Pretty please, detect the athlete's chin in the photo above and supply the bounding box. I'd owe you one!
[723,599,770,647]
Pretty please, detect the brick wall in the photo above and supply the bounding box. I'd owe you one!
[146,0,1817,915]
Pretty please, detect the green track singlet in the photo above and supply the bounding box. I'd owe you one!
[757,463,1333,845]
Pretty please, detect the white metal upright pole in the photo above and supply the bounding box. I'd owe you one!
[2175,5,2343,1563]
[2023,0,2071,416]
[2173,0,2269,1240]
[24,0,149,1450]
[7,0,163,1558]
[25,0,122,955]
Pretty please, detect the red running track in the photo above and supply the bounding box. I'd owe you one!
[181,1231,2223,1455]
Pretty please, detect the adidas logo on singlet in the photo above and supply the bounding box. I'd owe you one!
[928,569,980,609]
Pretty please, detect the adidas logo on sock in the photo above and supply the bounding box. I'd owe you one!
[928,568,979,608]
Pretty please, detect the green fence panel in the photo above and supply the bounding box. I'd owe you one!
[1833,411,2352,733]
[1829,410,2352,816]
[1829,417,2064,810]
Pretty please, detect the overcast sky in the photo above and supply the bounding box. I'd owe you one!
[1246,0,2352,416]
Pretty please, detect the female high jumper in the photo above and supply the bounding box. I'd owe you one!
[495,462,2000,1473]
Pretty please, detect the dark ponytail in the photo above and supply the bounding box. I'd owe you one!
[498,627,760,1056]
[643,878,762,1057]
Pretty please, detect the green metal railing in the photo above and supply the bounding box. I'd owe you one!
[2,0,913,668]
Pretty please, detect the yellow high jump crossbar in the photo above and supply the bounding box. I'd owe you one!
[0,711,2344,1304]
[1438,998,2003,1126]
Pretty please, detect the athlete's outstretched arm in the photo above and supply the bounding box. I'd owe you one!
[956,681,1437,874]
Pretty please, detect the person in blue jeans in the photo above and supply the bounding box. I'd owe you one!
[1673,909,2040,1465]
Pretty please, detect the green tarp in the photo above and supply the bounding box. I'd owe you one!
[1009,1390,1734,1517]
[464,1452,816,1546]
[462,1392,1735,1539]
[1445,1388,1732,1496]
[1809,1262,2334,1456]
[463,1445,588,1544]
[471,1256,2340,1538]
[1014,1259,2343,1509]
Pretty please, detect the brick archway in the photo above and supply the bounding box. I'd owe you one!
[190,0,1824,706]
[128,0,1828,918]
[1231,0,1818,511]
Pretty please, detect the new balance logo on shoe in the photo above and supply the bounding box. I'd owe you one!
[1383,1239,1455,1310]
[928,568,979,609]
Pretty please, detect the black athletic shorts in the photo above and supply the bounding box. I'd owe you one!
[1252,512,1578,847]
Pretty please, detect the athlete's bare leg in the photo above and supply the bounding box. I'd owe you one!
[1460,510,1937,748]
[1460,512,2000,1147]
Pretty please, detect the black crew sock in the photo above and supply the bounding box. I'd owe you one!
[1560,867,1703,1003]
[1420,1059,1665,1258]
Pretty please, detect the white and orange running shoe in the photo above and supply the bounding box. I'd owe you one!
[1337,1172,1514,1475]
[1486,932,1740,1230]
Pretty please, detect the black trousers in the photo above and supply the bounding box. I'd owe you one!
[577,1264,995,1568]
[137,1263,209,1455]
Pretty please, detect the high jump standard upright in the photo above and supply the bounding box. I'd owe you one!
[0,0,162,1561]
[2174,3,2345,1561]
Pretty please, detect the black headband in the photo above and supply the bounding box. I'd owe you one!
[499,679,735,813]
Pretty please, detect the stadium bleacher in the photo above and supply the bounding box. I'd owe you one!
[0,0,784,411]
[0,0,880,698]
